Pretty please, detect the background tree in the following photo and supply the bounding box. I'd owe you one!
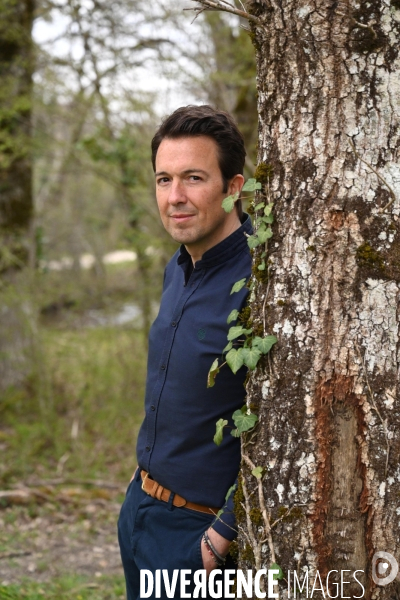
[192,1,400,598]
[0,0,33,270]
[0,0,34,390]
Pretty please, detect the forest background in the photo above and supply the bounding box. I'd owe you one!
[0,1,257,598]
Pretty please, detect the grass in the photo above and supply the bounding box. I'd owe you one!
[0,324,146,485]
[0,575,125,600]
[0,267,153,598]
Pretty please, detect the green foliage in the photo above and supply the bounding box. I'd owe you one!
[227,309,239,324]
[214,418,228,446]
[222,192,239,213]
[251,466,264,479]
[270,563,284,580]
[252,335,278,354]
[241,346,262,370]
[207,358,220,388]
[212,186,278,443]
[226,348,244,374]
[230,278,247,294]
[242,178,262,192]
[227,326,252,341]
[232,407,258,434]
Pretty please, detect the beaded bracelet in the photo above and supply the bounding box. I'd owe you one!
[202,534,221,565]
[203,530,226,566]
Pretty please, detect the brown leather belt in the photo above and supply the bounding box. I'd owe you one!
[140,470,220,516]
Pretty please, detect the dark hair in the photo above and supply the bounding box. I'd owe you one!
[151,105,246,218]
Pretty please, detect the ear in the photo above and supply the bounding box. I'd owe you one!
[228,174,245,196]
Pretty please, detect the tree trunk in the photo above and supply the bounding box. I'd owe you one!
[237,1,400,598]
[0,0,34,269]
[0,0,34,390]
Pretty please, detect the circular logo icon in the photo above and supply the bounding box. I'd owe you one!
[372,551,399,586]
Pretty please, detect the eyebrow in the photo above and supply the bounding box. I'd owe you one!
[154,169,209,177]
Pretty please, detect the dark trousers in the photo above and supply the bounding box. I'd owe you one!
[118,469,236,600]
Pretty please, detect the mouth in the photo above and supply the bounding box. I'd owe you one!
[169,213,195,223]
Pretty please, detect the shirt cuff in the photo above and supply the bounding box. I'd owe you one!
[211,481,238,541]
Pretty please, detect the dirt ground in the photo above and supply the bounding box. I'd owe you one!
[0,486,125,586]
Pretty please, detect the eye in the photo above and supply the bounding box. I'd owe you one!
[189,175,201,181]
[156,177,170,185]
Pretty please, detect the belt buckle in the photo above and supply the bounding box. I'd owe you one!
[141,472,150,493]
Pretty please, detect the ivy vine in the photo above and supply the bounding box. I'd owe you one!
[208,178,277,446]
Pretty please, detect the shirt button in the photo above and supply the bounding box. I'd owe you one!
[161,365,166,370]
[171,321,176,327]
[150,405,155,411]
[146,446,151,451]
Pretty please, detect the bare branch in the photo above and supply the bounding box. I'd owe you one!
[185,0,262,27]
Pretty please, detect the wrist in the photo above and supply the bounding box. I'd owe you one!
[206,527,231,558]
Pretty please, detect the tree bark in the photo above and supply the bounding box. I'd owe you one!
[237,1,400,598]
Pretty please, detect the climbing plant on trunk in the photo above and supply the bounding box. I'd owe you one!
[190,1,400,598]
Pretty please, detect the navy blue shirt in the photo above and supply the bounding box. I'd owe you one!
[136,215,252,540]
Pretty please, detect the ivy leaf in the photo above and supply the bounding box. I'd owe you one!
[227,326,252,341]
[258,227,273,244]
[264,202,274,216]
[251,466,264,479]
[247,235,262,249]
[207,358,220,388]
[242,178,262,192]
[270,563,284,580]
[254,202,265,212]
[241,347,262,370]
[230,278,247,294]
[230,428,240,437]
[223,341,233,353]
[222,192,239,213]
[227,309,239,324]
[225,483,237,502]
[258,260,266,271]
[262,213,274,224]
[214,418,228,446]
[232,409,258,433]
[252,335,277,354]
[226,348,244,374]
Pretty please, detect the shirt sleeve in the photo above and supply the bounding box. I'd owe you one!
[210,478,238,541]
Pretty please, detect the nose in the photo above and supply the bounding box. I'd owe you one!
[168,179,187,205]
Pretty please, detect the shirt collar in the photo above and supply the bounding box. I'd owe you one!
[177,213,252,269]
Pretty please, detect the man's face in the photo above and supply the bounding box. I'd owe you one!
[155,136,244,263]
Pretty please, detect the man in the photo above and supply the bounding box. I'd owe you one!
[118,105,252,599]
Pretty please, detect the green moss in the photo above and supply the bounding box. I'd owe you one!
[233,477,245,522]
[241,543,255,564]
[306,245,316,252]
[249,507,263,526]
[238,306,251,324]
[229,540,239,561]
[252,257,269,283]
[277,506,304,522]
[253,323,264,337]
[356,242,385,271]
[247,31,261,52]
[254,162,274,185]
[276,299,286,307]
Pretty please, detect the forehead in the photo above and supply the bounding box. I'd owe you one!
[155,136,221,173]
